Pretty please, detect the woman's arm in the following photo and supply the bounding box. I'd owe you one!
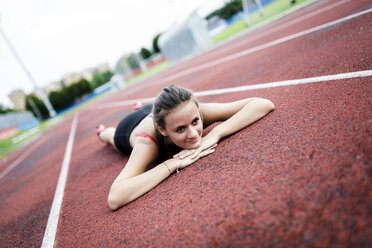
[175,97,274,159]
[108,138,160,210]
[108,137,215,210]
[108,157,177,210]
[204,97,275,141]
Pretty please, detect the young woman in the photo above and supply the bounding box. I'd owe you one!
[97,85,274,210]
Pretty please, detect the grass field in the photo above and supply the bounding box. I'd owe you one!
[213,0,310,43]
[126,61,169,86]
[0,120,54,159]
[0,91,111,159]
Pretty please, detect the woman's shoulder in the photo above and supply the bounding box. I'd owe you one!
[130,116,159,146]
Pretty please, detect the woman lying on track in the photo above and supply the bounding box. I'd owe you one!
[96,85,274,210]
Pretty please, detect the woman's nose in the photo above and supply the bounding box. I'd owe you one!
[187,127,198,138]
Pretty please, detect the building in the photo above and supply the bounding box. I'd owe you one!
[115,54,133,77]
[81,68,94,81]
[62,64,112,87]
[42,81,63,94]
[97,63,112,74]
[8,89,26,111]
[63,73,82,86]
[159,10,213,64]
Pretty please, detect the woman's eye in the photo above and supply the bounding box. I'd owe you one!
[192,118,199,125]
[176,127,184,133]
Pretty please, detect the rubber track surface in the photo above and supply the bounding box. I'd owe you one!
[0,0,371,247]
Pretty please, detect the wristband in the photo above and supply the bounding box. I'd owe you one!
[176,159,182,174]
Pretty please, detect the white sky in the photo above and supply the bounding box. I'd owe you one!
[0,0,225,107]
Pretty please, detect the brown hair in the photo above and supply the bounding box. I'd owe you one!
[152,85,199,129]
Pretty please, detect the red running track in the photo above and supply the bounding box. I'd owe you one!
[0,0,371,247]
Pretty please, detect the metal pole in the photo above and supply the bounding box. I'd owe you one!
[243,0,266,26]
[242,0,250,26]
[27,96,43,121]
[134,53,147,73]
[0,14,56,117]
[254,0,265,16]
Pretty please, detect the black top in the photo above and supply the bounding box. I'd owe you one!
[113,104,165,154]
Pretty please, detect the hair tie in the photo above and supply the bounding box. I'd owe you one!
[163,162,171,175]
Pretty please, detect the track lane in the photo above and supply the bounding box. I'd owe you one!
[87,0,371,108]
[53,0,372,246]
[182,11,371,92]
[139,0,369,85]
[56,77,371,247]
[1,0,371,246]
[42,114,78,248]
[0,116,75,248]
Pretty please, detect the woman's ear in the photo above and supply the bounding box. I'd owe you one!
[155,122,168,136]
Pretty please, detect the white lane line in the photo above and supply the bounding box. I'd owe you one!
[86,7,371,112]
[200,0,349,62]
[237,0,350,48]
[195,70,372,97]
[41,113,79,248]
[0,133,42,169]
[86,70,372,110]
[87,97,156,110]
[0,140,42,180]
[159,8,372,84]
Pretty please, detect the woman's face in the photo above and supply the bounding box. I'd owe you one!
[161,100,203,149]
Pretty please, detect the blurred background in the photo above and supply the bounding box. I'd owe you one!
[0,0,304,157]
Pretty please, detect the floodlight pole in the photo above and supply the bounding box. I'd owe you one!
[27,97,44,121]
[255,0,265,16]
[242,0,266,26]
[134,53,147,73]
[242,0,250,25]
[0,13,56,118]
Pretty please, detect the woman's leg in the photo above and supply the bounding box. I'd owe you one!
[99,127,116,147]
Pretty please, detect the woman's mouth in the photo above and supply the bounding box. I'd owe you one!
[187,138,198,144]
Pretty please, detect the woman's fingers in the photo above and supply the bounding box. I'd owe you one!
[173,150,188,158]
[198,147,215,158]
[179,145,216,169]
[174,142,218,159]
[174,149,195,159]
[182,144,216,160]
[195,145,216,158]
[191,144,217,159]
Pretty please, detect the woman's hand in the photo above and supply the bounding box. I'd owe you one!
[177,144,217,169]
[174,134,219,160]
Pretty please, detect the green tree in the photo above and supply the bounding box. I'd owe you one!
[76,78,92,95]
[0,104,16,114]
[25,94,49,119]
[49,78,93,112]
[206,0,242,20]
[49,91,65,111]
[61,86,74,106]
[101,71,114,83]
[68,83,81,101]
[152,33,161,53]
[139,47,152,59]
[91,73,106,89]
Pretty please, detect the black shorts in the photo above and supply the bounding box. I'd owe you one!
[114,104,153,154]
